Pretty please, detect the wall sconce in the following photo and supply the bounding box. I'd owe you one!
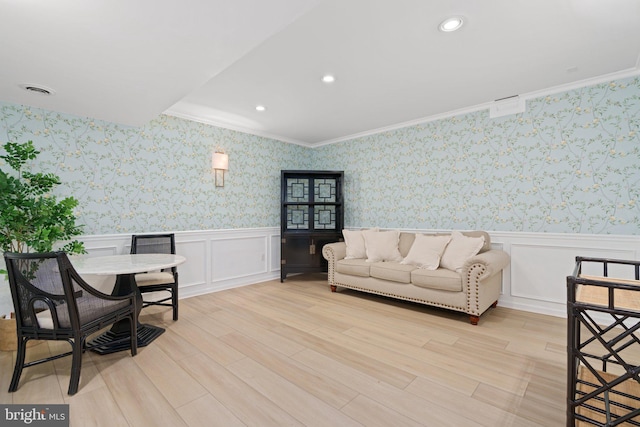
[212,152,229,187]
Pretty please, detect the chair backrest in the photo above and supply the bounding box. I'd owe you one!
[4,251,80,333]
[130,234,176,255]
[130,234,176,274]
[5,251,133,335]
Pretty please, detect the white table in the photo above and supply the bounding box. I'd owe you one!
[72,254,186,354]
[72,253,186,276]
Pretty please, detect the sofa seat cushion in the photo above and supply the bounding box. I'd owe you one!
[370,262,416,284]
[411,268,462,292]
[336,259,371,277]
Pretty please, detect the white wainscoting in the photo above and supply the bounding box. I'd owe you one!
[489,231,640,318]
[77,227,640,319]
[79,228,282,300]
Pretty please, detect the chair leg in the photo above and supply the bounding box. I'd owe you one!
[67,336,84,395]
[172,286,178,321]
[9,336,28,392]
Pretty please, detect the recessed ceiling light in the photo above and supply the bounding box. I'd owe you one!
[255,105,266,112]
[19,83,55,96]
[439,16,464,32]
[321,74,335,83]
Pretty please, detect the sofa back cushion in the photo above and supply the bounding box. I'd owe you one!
[398,233,416,257]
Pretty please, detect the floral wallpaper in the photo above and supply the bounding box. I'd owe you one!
[314,76,640,235]
[0,107,311,234]
[1,75,639,235]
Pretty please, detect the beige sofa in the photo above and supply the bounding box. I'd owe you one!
[322,230,510,325]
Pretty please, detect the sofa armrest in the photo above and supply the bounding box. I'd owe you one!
[463,249,510,280]
[322,242,346,286]
[463,249,510,318]
[322,242,346,262]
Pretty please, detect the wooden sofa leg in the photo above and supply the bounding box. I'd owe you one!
[469,301,497,325]
[330,285,337,292]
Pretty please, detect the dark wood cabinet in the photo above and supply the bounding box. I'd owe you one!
[280,170,344,282]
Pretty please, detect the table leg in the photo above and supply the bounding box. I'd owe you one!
[89,273,165,355]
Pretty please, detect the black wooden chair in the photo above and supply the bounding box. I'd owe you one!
[4,251,138,395]
[130,233,179,320]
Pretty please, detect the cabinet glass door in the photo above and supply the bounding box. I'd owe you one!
[286,178,309,203]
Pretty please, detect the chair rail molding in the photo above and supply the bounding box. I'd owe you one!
[78,227,640,319]
[79,227,282,300]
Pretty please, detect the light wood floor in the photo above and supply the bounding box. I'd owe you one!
[0,274,567,426]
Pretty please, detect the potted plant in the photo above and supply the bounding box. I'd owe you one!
[0,140,86,349]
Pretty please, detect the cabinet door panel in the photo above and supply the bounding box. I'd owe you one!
[282,235,315,268]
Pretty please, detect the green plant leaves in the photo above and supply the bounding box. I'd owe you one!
[0,140,85,255]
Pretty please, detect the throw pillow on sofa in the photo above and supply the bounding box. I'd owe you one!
[440,231,485,272]
[363,229,402,263]
[343,229,367,259]
[400,234,451,270]
[343,228,379,259]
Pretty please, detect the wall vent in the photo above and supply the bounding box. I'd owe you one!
[490,95,525,118]
[19,84,55,96]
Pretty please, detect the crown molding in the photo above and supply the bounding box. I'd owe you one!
[314,67,640,147]
[163,109,313,147]
[520,67,640,102]
[167,67,640,148]
[311,101,494,147]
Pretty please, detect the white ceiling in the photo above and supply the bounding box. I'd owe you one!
[2,0,640,147]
